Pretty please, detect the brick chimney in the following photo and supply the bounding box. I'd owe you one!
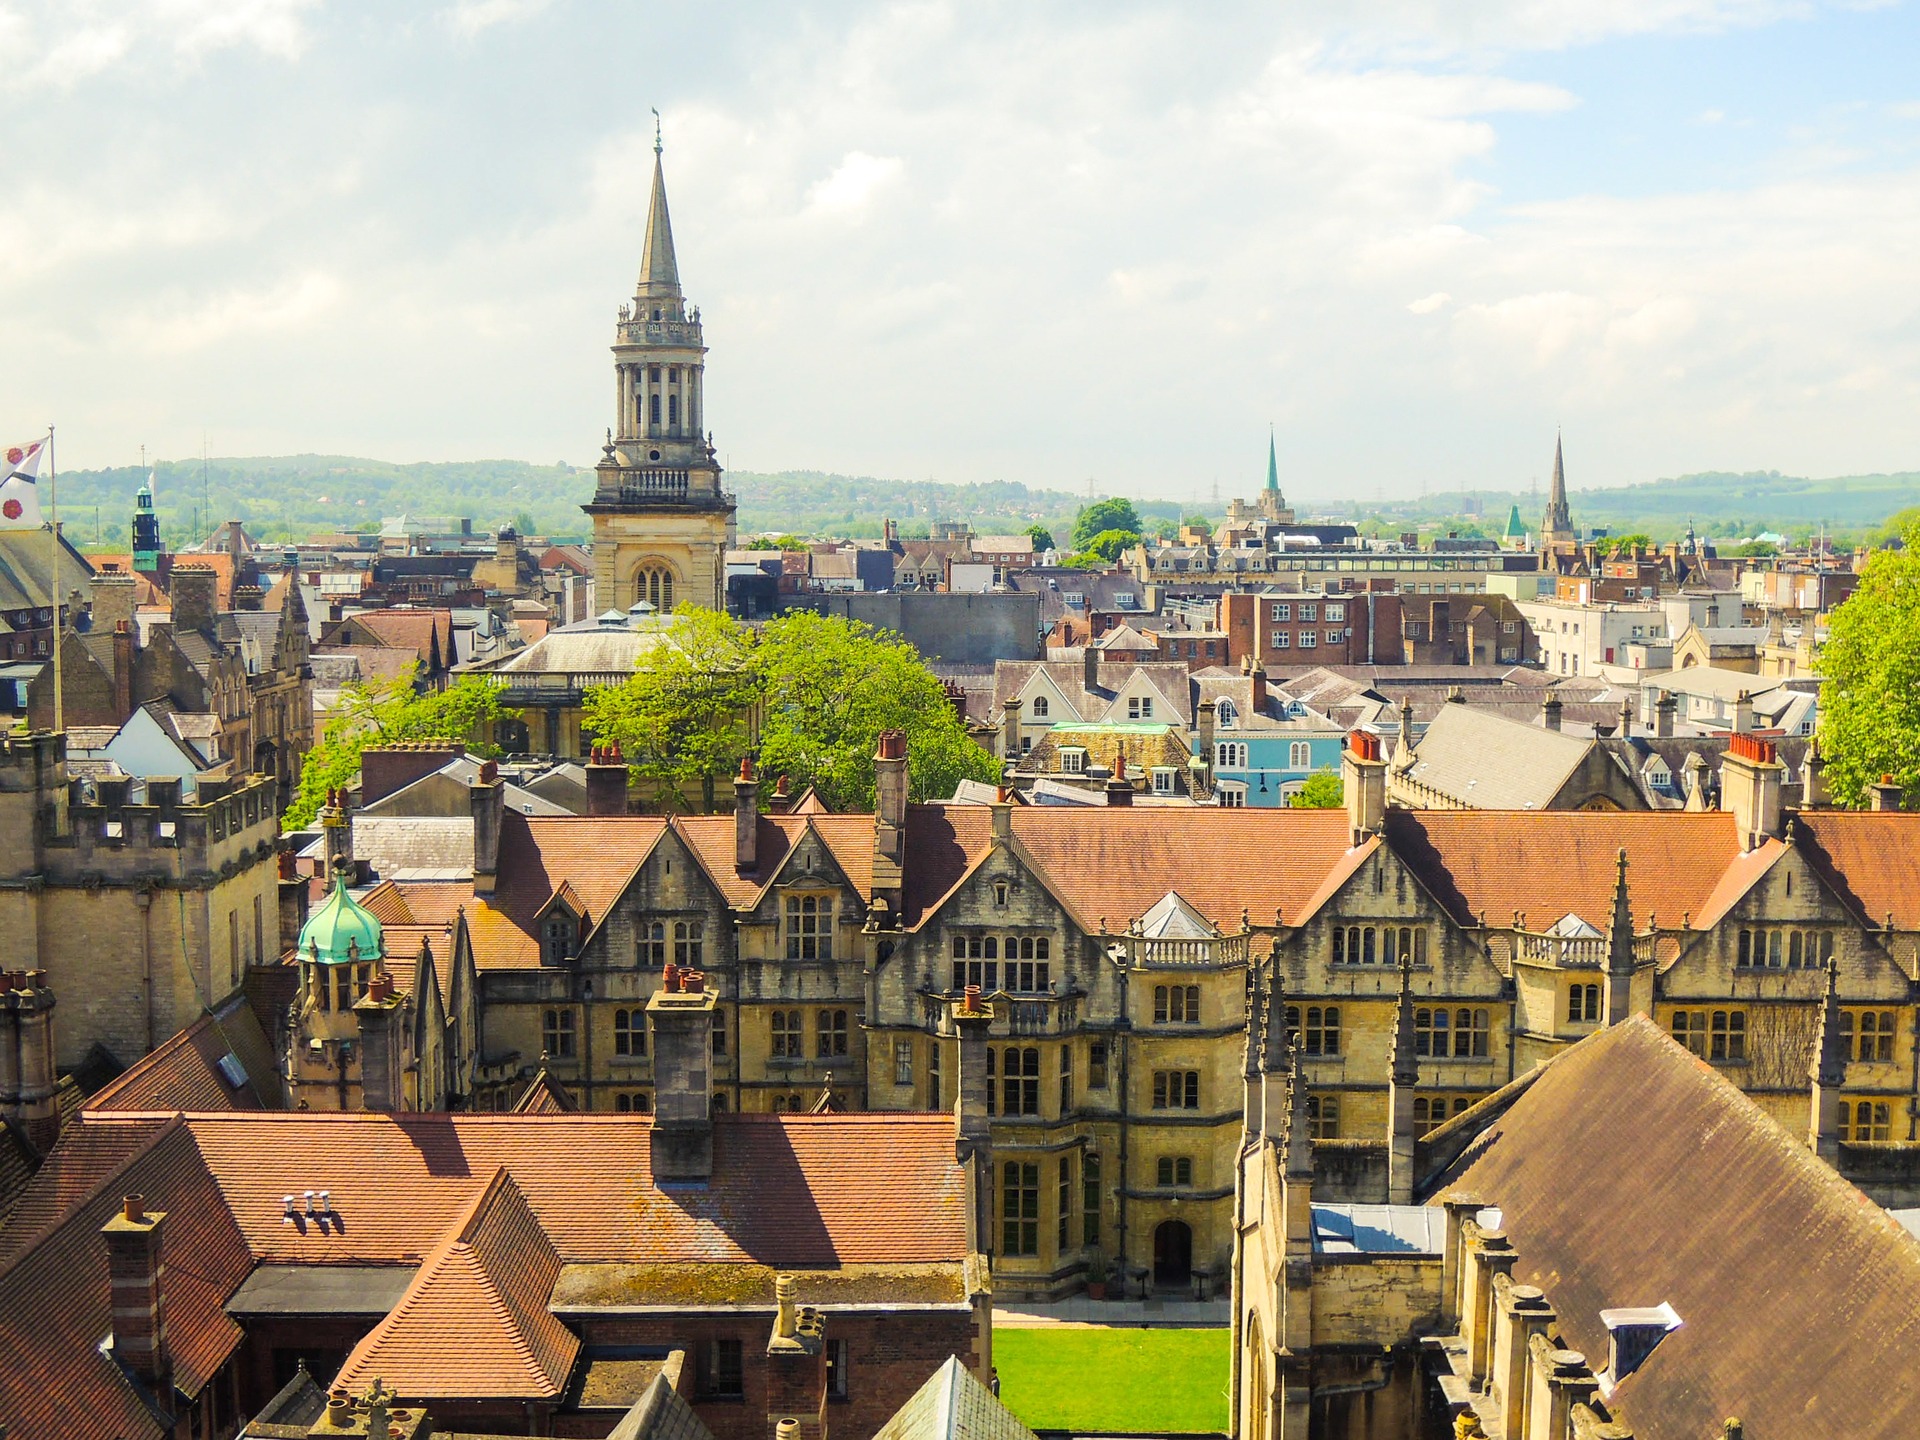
[871,730,909,918]
[103,1194,169,1393]
[360,741,465,807]
[0,971,60,1155]
[90,569,138,636]
[734,755,759,873]
[1870,774,1904,812]
[1341,730,1387,843]
[1247,658,1268,714]
[169,565,218,635]
[111,621,135,725]
[1082,641,1099,695]
[354,971,406,1113]
[647,964,717,1182]
[1721,732,1785,851]
[1105,754,1134,807]
[586,741,628,817]
[1542,691,1563,732]
[952,986,994,1251]
[471,761,504,898]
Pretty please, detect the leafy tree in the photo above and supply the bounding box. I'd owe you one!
[286,668,514,826]
[1183,514,1213,531]
[1729,539,1780,558]
[1874,506,1920,546]
[581,608,758,812]
[753,611,1001,810]
[512,510,536,535]
[1066,528,1142,566]
[583,609,1000,813]
[1818,523,1920,807]
[1072,497,1142,551]
[1602,533,1655,557]
[1024,524,1057,553]
[1289,771,1344,808]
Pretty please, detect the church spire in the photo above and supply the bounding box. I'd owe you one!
[637,116,681,300]
[1541,431,1572,543]
[1266,426,1279,493]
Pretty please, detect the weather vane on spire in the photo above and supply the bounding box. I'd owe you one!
[652,107,662,155]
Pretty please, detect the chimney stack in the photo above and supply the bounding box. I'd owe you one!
[103,1195,169,1393]
[734,756,759,873]
[89,569,138,637]
[586,741,628,817]
[1870,774,1904,812]
[1105,754,1134,807]
[1654,690,1676,739]
[169,564,218,635]
[647,964,718,1182]
[0,971,60,1154]
[1721,732,1785,850]
[871,730,909,917]
[354,971,406,1113]
[765,1273,827,1440]
[1542,691,1563,732]
[952,986,994,1252]
[1341,730,1387,843]
[1248,658,1268,714]
[1801,741,1829,809]
[1730,689,1755,735]
[111,622,135,725]
[1001,696,1023,763]
[471,761,505,897]
[991,787,1013,843]
[1083,641,1099,695]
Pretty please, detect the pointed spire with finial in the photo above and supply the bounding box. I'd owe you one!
[1811,955,1848,1090]
[1542,430,1572,540]
[1285,1035,1315,1179]
[1266,425,1280,493]
[637,109,682,299]
[1603,846,1636,1022]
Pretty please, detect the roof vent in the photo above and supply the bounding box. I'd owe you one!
[215,1052,248,1088]
[1599,1302,1682,1391]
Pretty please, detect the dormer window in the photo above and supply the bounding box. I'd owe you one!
[1030,695,1049,719]
[542,912,577,966]
[1128,696,1154,719]
[1215,699,1237,728]
[1060,748,1087,775]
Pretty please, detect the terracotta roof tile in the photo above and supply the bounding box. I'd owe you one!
[1795,812,1920,933]
[335,1168,578,1400]
[1005,807,1357,930]
[671,815,805,908]
[1386,810,1742,932]
[901,807,994,930]
[83,998,282,1114]
[473,814,667,968]
[1441,1017,1920,1439]
[0,1120,253,1438]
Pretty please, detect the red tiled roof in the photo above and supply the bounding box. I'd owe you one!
[332,608,453,664]
[669,815,805,909]
[0,1120,253,1439]
[335,1168,578,1400]
[1386,810,1744,932]
[83,1001,280,1114]
[900,807,994,929]
[1795,812,1920,933]
[1442,1017,1920,1440]
[472,813,667,968]
[1005,807,1358,930]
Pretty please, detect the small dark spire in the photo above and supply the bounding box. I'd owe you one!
[1389,949,1419,1087]
[1608,846,1635,976]
[1811,956,1848,1088]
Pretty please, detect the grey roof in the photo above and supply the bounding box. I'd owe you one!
[871,1357,1037,1440]
[1401,703,1597,809]
[608,1373,715,1440]
[993,659,1193,726]
[362,755,572,818]
[468,623,676,676]
[347,816,475,874]
[0,530,92,612]
[225,1264,418,1318]
[1311,1204,1446,1256]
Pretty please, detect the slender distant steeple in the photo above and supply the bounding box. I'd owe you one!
[1266,427,1280,492]
[637,113,681,300]
[1257,426,1293,523]
[1540,431,1573,551]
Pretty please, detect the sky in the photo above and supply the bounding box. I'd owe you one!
[7,1,1920,506]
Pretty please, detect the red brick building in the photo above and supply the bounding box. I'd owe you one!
[1218,587,1403,668]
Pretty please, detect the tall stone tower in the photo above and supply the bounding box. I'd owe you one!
[1540,433,1575,553]
[583,130,735,614]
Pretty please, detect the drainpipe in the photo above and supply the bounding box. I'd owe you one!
[1115,953,1134,1298]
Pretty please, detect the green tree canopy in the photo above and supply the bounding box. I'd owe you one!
[1024,524,1057,554]
[580,608,758,812]
[1818,524,1920,808]
[1289,771,1344,808]
[1183,514,1212,530]
[1728,539,1780,558]
[1602,533,1655,556]
[583,609,1000,813]
[1072,497,1142,551]
[1066,528,1142,566]
[286,668,514,827]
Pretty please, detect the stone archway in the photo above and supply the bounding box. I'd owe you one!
[1153,1218,1193,1289]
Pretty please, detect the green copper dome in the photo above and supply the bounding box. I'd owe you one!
[298,874,384,966]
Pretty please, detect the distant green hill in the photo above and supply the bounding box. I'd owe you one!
[47,453,1915,552]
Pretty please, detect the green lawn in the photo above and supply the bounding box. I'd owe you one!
[993,1328,1229,1434]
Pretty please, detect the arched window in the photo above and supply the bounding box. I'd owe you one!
[1215,698,1237,728]
[649,394,661,429]
[668,393,680,430]
[634,565,675,612]
[1030,695,1050,718]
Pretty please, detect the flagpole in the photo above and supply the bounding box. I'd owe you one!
[48,425,61,736]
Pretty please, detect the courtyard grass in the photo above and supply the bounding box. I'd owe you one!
[992,1327,1230,1434]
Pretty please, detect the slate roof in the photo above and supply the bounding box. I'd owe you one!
[992,659,1193,726]
[1437,1017,1920,1440]
[1399,704,1603,809]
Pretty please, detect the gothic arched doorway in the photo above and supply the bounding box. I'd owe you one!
[1153,1219,1193,1289]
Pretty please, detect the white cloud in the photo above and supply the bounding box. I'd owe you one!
[804,151,904,218]
[440,0,552,41]
[1408,291,1452,313]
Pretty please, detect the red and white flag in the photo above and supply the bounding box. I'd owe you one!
[0,436,47,528]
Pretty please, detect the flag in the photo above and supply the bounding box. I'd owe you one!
[0,436,46,528]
